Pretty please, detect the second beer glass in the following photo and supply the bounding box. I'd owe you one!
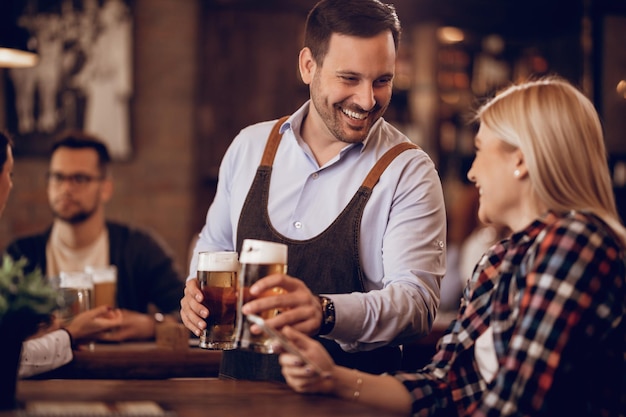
[234,239,287,353]
[198,251,239,349]
[86,265,117,308]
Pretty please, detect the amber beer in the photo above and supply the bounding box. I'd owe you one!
[198,251,239,349]
[235,239,287,353]
[87,265,117,307]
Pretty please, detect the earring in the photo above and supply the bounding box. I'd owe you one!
[514,169,520,178]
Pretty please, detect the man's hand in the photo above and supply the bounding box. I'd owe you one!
[241,274,323,336]
[95,309,159,342]
[65,305,123,342]
[180,278,208,337]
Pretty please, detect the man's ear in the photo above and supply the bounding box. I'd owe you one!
[100,178,114,203]
[298,47,316,85]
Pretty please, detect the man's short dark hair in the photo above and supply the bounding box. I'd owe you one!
[304,0,401,65]
[51,130,111,174]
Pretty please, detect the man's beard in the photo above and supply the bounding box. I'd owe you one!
[53,207,97,225]
[309,75,387,145]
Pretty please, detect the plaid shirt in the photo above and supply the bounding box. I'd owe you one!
[394,211,625,416]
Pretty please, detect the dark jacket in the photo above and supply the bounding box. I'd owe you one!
[6,221,185,314]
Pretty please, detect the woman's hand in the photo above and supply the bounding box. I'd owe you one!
[278,326,335,394]
[64,305,123,341]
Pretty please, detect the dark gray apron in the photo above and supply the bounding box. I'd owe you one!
[220,116,417,381]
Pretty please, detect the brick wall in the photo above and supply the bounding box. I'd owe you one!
[0,0,200,276]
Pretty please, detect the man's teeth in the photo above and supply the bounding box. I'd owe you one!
[342,108,367,120]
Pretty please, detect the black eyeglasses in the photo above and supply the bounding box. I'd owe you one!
[46,172,105,187]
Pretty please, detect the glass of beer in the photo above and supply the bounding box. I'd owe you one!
[198,251,239,350]
[57,271,93,323]
[86,265,117,308]
[234,239,287,353]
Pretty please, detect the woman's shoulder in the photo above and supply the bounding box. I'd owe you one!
[542,211,621,250]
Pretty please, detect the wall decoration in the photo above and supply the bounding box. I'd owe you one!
[2,0,133,160]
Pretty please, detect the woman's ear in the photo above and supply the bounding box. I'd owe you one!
[514,149,528,179]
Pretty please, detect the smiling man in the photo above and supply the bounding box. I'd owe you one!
[181,0,447,381]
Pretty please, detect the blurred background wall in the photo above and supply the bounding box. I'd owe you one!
[0,0,624,276]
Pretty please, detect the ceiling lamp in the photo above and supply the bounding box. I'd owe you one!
[0,23,38,68]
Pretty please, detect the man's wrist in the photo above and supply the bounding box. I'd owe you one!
[317,295,336,335]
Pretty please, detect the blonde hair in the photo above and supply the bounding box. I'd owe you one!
[476,76,626,247]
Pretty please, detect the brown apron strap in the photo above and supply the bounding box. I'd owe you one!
[261,117,417,190]
[260,115,290,167]
[361,142,419,189]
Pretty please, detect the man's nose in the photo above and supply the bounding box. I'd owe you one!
[354,83,376,112]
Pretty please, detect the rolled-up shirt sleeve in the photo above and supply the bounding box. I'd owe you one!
[329,148,446,351]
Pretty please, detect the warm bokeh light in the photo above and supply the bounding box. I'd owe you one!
[437,26,465,44]
[617,80,626,99]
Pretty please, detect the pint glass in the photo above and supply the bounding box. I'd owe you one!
[234,239,287,353]
[57,271,93,323]
[198,251,239,349]
[86,265,117,308]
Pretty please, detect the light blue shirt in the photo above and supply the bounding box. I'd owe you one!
[189,101,446,351]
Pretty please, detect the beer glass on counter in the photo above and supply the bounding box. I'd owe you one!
[198,251,239,349]
[86,265,117,308]
[234,239,287,353]
[57,271,93,323]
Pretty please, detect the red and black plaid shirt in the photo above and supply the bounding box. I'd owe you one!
[394,211,625,416]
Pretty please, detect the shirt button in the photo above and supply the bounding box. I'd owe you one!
[311,173,319,179]
[294,221,302,229]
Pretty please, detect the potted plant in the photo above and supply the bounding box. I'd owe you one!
[0,255,58,410]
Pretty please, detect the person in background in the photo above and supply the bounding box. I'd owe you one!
[180,0,446,381]
[0,131,123,378]
[6,131,184,342]
[278,77,625,416]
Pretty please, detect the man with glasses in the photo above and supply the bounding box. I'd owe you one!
[6,131,185,341]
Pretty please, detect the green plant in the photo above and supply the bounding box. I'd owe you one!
[0,255,58,339]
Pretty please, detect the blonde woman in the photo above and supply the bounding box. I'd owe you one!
[278,77,626,416]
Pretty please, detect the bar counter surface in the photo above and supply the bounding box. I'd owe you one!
[29,341,222,379]
[14,378,404,417]
[29,314,453,379]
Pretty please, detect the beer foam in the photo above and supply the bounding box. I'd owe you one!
[198,251,239,271]
[59,271,93,289]
[86,265,117,283]
[239,239,287,264]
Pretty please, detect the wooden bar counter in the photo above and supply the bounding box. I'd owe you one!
[29,341,222,379]
[13,378,403,417]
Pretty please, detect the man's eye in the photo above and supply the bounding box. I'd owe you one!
[74,175,89,184]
